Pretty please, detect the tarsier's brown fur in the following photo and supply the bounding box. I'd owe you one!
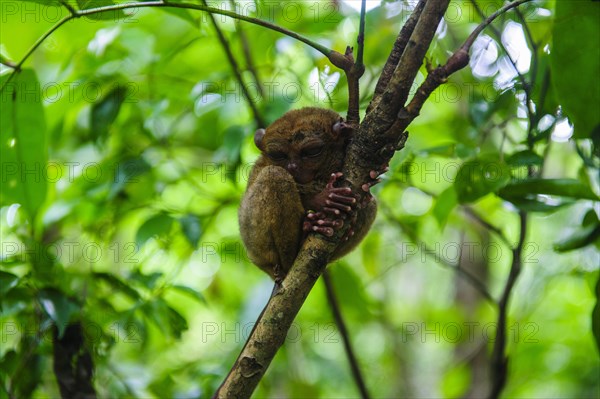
[239,107,377,279]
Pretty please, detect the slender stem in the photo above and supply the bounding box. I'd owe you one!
[356,0,367,69]
[229,0,264,97]
[421,243,497,305]
[201,0,265,127]
[389,0,532,137]
[76,2,332,54]
[381,204,496,305]
[1,0,334,93]
[323,270,371,399]
[469,0,528,93]
[0,15,71,91]
[489,211,527,399]
[463,207,512,248]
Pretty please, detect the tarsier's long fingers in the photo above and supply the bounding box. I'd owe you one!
[322,173,356,214]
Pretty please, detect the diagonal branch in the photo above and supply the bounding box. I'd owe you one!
[367,0,426,114]
[489,211,527,398]
[373,0,533,155]
[323,270,371,399]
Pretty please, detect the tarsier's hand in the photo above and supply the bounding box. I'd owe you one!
[304,172,357,237]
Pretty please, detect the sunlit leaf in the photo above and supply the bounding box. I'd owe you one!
[0,271,19,296]
[554,210,600,252]
[551,1,600,138]
[433,186,457,228]
[38,289,80,338]
[179,214,203,248]
[171,285,206,304]
[499,179,599,201]
[454,156,511,203]
[91,85,127,143]
[136,213,174,248]
[93,272,141,299]
[109,157,152,198]
[0,70,48,220]
[506,150,543,166]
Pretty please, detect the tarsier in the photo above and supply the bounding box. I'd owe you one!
[239,107,379,279]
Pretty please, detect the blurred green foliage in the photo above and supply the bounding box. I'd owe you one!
[0,0,599,398]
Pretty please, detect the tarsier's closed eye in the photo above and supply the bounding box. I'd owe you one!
[301,145,324,158]
[267,151,287,161]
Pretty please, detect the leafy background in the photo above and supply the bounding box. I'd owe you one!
[0,0,599,397]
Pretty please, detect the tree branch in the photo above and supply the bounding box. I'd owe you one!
[323,270,371,399]
[367,0,426,114]
[489,211,527,399]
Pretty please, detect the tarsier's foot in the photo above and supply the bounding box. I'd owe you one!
[304,212,344,237]
[361,165,389,193]
[273,264,285,286]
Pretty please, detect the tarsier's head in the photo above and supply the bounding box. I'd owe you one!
[254,107,352,184]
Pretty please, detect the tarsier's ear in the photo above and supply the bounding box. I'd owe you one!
[332,118,353,139]
[254,128,266,150]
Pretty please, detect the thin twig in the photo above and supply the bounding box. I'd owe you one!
[228,0,264,97]
[59,0,77,16]
[469,0,528,92]
[355,0,367,69]
[380,204,496,305]
[387,0,532,139]
[463,207,512,248]
[0,1,334,92]
[200,0,265,127]
[342,0,368,124]
[323,270,371,399]
[489,211,527,399]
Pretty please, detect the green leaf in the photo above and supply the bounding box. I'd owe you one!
[171,285,206,304]
[161,0,197,25]
[454,156,511,203]
[506,150,543,167]
[90,85,127,143]
[433,186,457,228]
[554,211,600,252]
[130,270,163,289]
[136,213,174,248]
[0,271,19,296]
[146,298,188,339]
[593,274,600,354]
[93,272,141,299]
[0,70,48,220]
[109,157,151,198]
[76,0,126,20]
[554,224,600,252]
[503,197,571,213]
[179,214,203,248]
[551,1,600,138]
[217,125,245,164]
[499,179,599,201]
[38,289,79,338]
[417,143,456,158]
